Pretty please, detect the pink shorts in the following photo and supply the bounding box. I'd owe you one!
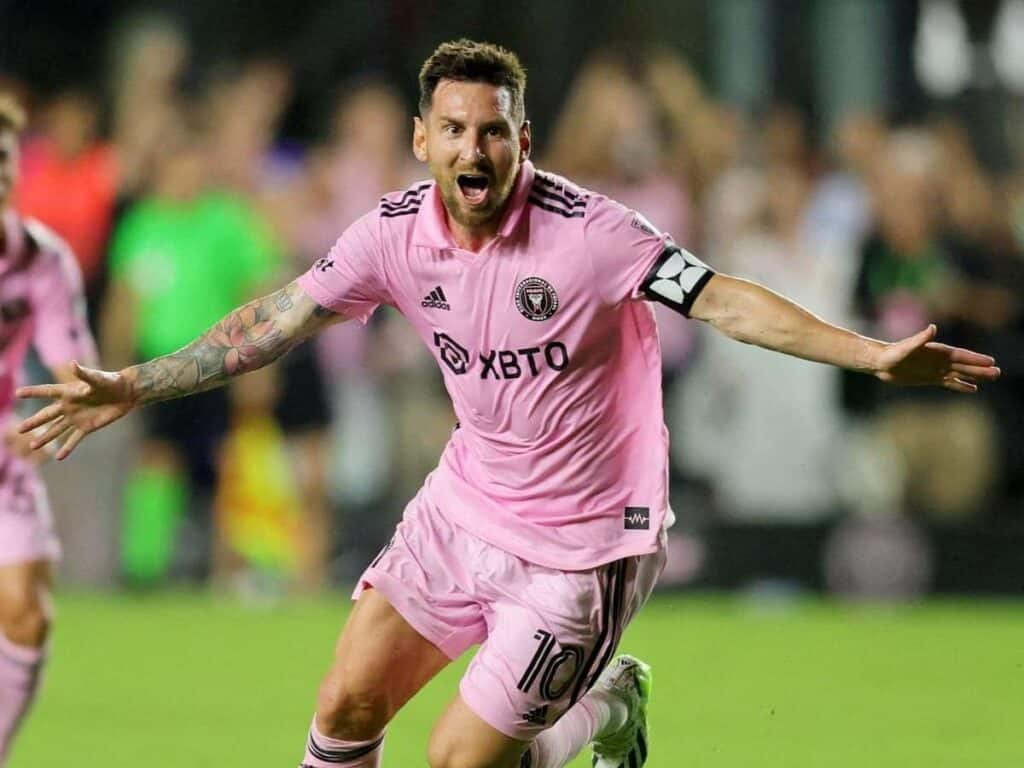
[0,455,60,567]
[354,488,666,741]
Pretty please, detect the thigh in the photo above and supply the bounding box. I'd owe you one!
[354,492,490,659]
[320,587,451,725]
[460,538,667,743]
[320,494,493,738]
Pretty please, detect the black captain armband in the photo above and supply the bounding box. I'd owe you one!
[640,244,715,317]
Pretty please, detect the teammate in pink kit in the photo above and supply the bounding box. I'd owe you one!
[0,94,98,766]
[18,42,1000,768]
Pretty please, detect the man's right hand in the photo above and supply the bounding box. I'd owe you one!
[16,362,137,460]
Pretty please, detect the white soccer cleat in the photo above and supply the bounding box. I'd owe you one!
[591,654,651,768]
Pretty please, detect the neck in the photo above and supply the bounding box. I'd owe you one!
[447,216,499,252]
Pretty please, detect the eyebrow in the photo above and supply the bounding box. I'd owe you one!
[436,116,509,130]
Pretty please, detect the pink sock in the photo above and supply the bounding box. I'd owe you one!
[0,632,45,765]
[301,718,384,767]
[522,689,627,768]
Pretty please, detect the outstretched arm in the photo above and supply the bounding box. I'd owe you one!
[124,280,337,405]
[17,280,342,458]
[687,274,1000,392]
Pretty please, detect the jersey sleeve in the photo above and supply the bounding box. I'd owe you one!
[30,235,98,369]
[584,194,715,317]
[297,210,391,324]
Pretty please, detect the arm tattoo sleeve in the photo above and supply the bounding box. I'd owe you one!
[127,282,330,406]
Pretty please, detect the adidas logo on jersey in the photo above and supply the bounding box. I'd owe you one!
[522,705,549,725]
[421,286,450,311]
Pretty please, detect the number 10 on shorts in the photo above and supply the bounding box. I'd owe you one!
[516,629,584,701]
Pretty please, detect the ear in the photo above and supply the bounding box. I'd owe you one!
[412,116,428,163]
[519,119,532,161]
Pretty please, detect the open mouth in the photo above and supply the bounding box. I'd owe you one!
[456,173,490,206]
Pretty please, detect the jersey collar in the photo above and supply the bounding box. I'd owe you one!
[412,160,535,249]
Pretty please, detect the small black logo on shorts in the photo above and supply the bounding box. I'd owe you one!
[522,705,549,725]
[515,277,559,321]
[624,507,650,530]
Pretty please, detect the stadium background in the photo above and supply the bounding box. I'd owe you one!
[2,1,1022,765]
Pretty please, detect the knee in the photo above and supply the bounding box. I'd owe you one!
[426,731,524,768]
[426,734,467,768]
[0,595,51,648]
[315,676,390,741]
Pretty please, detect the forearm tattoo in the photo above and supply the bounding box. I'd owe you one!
[127,282,329,405]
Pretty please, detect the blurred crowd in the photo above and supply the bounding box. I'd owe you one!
[2,14,1022,594]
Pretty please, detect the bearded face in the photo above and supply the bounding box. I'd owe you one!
[414,79,530,234]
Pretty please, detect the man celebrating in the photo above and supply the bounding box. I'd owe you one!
[0,94,98,765]
[19,41,999,768]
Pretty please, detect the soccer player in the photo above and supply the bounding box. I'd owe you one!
[18,41,1000,768]
[0,94,98,765]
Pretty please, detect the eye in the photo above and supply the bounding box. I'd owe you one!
[443,124,462,136]
[486,126,504,138]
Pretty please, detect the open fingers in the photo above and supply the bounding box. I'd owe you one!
[30,417,72,450]
[951,363,1001,380]
[16,383,69,400]
[56,428,86,461]
[943,377,978,394]
[18,402,66,433]
[73,362,113,387]
[931,344,997,367]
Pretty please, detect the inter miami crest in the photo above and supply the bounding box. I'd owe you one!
[515,277,559,321]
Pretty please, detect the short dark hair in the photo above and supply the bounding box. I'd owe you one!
[419,39,527,123]
[0,93,26,134]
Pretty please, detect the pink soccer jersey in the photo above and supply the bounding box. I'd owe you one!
[0,210,97,415]
[299,161,714,570]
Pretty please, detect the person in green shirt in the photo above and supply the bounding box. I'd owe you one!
[102,128,280,585]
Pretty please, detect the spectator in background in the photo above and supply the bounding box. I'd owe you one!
[108,13,189,202]
[848,130,1001,521]
[14,89,118,319]
[272,80,451,570]
[931,118,1023,513]
[806,111,886,250]
[680,161,853,521]
[931,119,1020,334]
[101,126,281,585]
[545,51,694,239]
[196,58,336,592]
[204,58,296,196]
[640,48,737,211]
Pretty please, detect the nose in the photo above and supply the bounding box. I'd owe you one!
[458,131,486,163]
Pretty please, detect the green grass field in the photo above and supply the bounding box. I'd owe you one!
[12,592,1023,767]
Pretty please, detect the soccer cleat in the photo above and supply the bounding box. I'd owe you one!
[591,654,652,768]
